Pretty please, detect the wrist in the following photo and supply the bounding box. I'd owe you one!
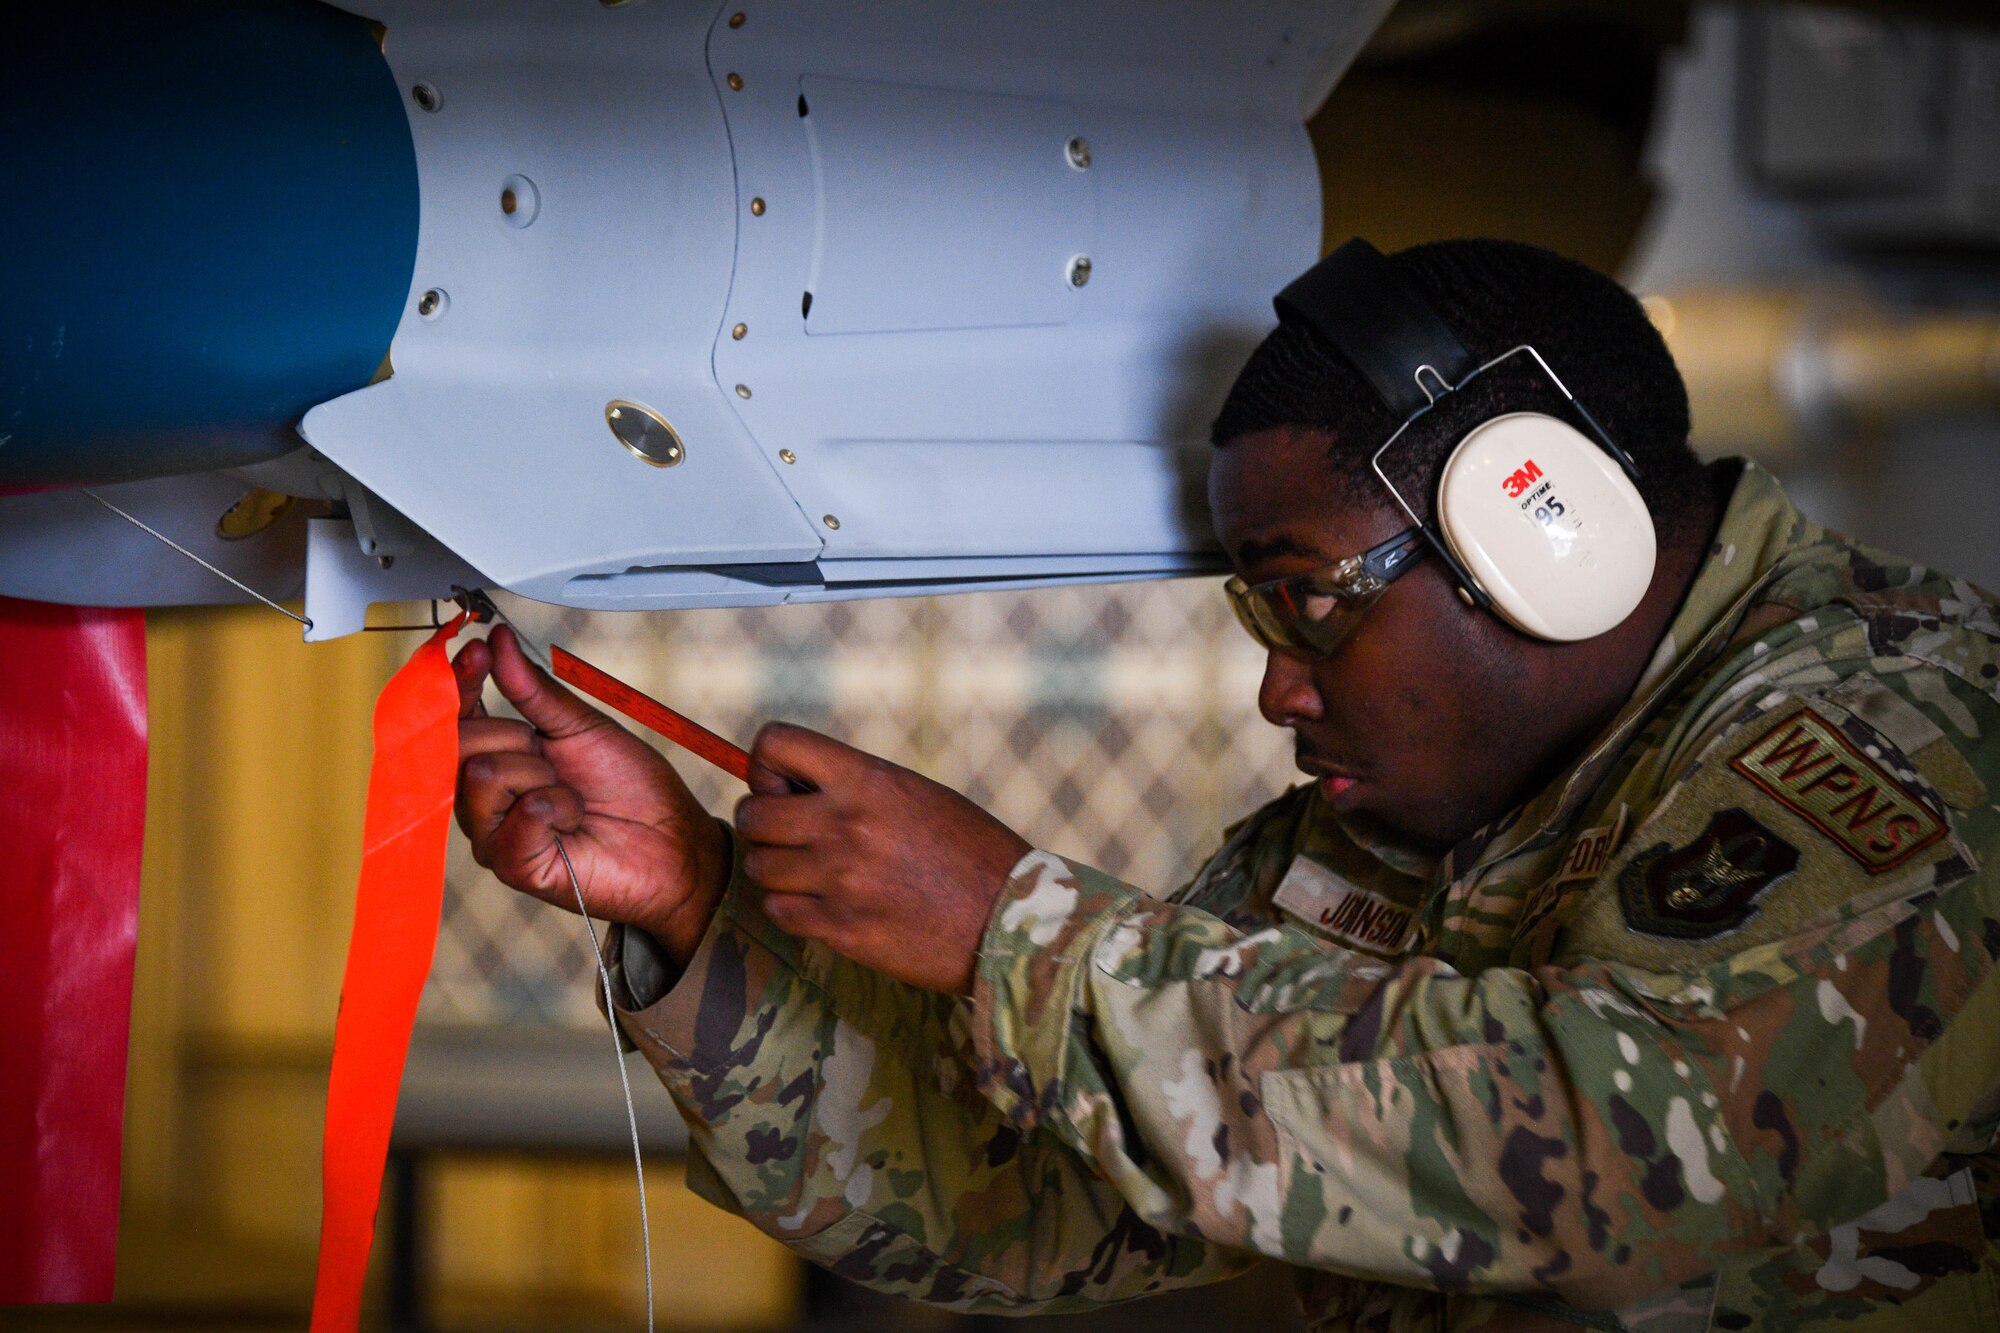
[644,816,732,967]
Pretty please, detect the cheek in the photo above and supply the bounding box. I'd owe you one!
[1309,601,1491,757]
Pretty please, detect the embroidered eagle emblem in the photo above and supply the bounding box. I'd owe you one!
[1619,808,1800,939]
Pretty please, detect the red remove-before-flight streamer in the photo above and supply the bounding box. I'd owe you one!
[550,646,752,784]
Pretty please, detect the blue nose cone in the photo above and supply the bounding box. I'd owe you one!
[1,0,420,490]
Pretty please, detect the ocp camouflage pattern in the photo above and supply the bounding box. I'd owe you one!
[608,462,2000,1331]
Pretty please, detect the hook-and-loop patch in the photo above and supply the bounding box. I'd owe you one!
[1730,706,1947,873]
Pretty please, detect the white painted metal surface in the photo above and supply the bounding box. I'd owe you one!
[1,0,1392,627]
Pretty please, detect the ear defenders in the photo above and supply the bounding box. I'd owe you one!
[1273,240,1657,642]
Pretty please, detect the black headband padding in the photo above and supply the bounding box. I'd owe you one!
[1274,239,1480,420]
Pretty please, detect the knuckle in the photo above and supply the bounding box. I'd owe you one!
[846,815,882,856]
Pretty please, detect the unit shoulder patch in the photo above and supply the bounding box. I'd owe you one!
[1617,807,1799,940]
[1729,705,1947,873]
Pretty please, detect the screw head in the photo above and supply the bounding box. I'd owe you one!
[731,323,748,340]
[727,72,744,91]
[411,83,441,112]
[1066,255,1092,288]
[779,448,796,464]
[750,197,766,216]
[1066,136,1092,169]
[417,288,447,319]
[735,384,753,399]
[822,514,841,530]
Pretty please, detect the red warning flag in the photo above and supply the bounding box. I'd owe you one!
[0,597,148,1305]
[309,616,463,1332]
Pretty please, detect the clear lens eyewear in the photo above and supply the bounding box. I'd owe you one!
[1224,528,1428,658]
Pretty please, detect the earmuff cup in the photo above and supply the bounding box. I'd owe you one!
[1434,413,1657,641]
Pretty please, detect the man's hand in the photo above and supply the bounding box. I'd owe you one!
[734,723,1033,995]
[453,626,728,966]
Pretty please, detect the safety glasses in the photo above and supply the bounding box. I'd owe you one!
[1224,528,1428,658]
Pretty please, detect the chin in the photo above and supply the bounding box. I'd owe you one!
[1339,783,1458,851]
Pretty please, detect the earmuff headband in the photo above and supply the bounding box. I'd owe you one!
[1274,239,1479,419]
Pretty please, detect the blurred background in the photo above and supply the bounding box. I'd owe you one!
[14,0,2000,1328]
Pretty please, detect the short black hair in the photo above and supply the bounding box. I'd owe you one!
[1210,239,1707,538]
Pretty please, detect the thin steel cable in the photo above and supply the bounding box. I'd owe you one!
[494,613,553,676]
[553,833,655,1333]
[80,487,313,630]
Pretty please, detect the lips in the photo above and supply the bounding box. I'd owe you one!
[1295,750,1363,800]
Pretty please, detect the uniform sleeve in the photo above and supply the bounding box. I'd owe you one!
[610,867,1257,1313]
[969,669,2000,1311]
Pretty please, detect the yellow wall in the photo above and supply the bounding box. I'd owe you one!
[25,605,796,1330]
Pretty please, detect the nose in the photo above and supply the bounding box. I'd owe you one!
[1259,648,1324,728]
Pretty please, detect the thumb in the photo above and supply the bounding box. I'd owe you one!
[488,625,607,740]
[750,722,868,793]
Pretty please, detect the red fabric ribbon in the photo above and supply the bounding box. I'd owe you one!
[0,597,148,1305]
[310,616,463,1332]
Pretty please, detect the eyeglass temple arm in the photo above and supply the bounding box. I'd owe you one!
[1360,528,1430,584]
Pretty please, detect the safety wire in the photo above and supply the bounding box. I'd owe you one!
[493,604,652,1333]
[80,488,314,630]
[554,834,656,1333]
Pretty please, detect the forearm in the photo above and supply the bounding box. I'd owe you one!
[612,873,1251,1312]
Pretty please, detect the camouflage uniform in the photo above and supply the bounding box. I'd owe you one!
[607,461,2000,1331]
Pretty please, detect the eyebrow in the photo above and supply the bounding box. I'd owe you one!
[1234,534,1329,567]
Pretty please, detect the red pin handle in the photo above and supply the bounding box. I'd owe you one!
[550,646,752,784]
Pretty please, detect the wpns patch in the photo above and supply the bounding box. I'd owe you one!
[1730,706,1947,872]
[1619,808,1799,940]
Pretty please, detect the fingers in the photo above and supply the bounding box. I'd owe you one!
[749,722,880,793]
[460,716,540,762]
[747,756,793,796]
[458,749,561,848]
[452,637,492,719]
[733,790,824,848]
[740,842,827,894]
[487,625,609,740]
[486,783,586,886]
